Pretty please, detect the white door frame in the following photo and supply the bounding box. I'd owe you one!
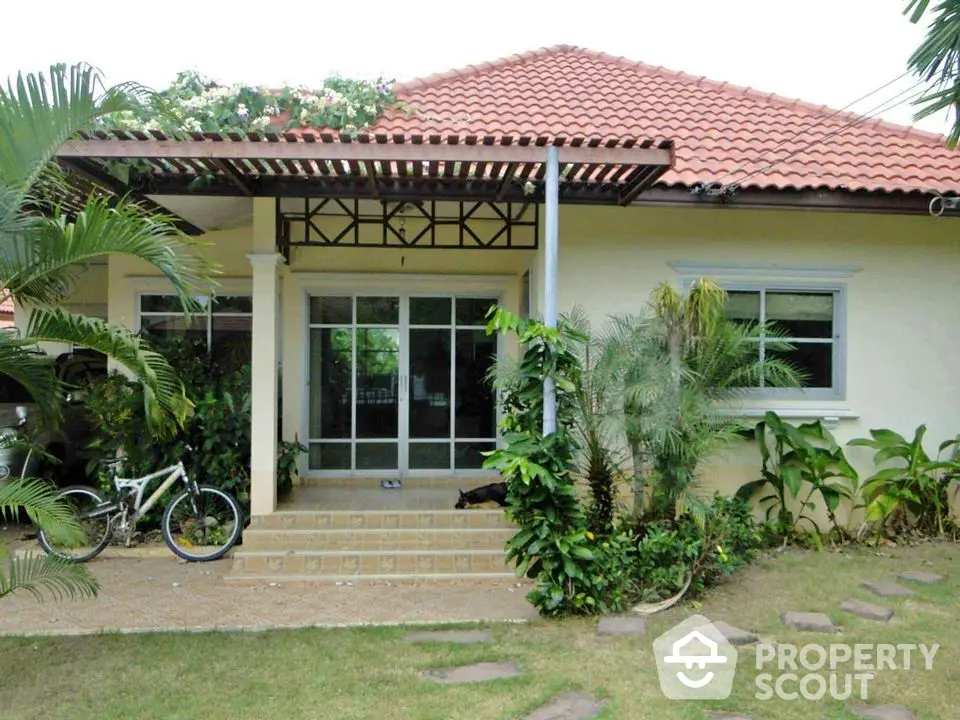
[297,273,515,478]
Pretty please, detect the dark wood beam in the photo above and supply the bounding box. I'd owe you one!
[209,158,253,197]
[617,165,666,206]
[363,160,379,199]
[58,137,674,167]
[57,159,205,235]
[495,163,519,201]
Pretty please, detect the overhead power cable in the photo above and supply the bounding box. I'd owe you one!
[713,71,915,186]
[726,80,927,189]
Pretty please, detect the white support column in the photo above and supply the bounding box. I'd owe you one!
[542,145,559,436]
[247,251,283,515]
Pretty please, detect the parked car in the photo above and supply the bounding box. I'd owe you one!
[0,350,107,487]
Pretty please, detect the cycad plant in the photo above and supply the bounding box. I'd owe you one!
[599,280,804,523]
[0,63,213,599]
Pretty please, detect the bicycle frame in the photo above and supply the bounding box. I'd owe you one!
[113,462,192,522]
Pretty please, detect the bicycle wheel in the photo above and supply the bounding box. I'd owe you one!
[161,485,242,562]
[36,485,114,562]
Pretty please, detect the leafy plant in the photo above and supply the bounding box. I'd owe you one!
[849,425,959,538]
[484,308,597,617]
[738,412,858,539]
[277,439,308,498]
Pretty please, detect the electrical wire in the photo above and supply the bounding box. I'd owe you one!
[728,80,928,189]
[713,71,913,186]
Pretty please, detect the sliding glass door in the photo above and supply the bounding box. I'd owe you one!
[308,294,498,474]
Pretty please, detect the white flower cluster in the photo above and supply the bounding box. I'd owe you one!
[106,74,391,135]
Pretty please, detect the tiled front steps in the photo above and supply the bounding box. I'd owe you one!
[225,510,517,584]
[247,509,512,530]
[226,549,515,583]
[241,528,516,551]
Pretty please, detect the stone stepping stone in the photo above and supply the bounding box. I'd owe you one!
[403,629,491,644]
[711,620,759,646]
[780,611,837,633]
[421,660,522,684]
[851,705,917,720]
[860,580,915,598]
[523,691,603,720]
[706,714,754,720]
[596,616,646,636]
[897,570,946,585]
[840,598,895,623]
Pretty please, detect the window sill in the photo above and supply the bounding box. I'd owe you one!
[734,404,859,429]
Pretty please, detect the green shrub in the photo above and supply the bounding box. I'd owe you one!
[633,494,763,601]
[81,335,253,517]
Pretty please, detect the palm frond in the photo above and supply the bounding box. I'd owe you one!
[25,308,192,434]
[0,478,85,545]
[905,0,960,145]
[3,195,211,309]
[0,63,148,200]
[0,335,63,426]
[0,552,99,602]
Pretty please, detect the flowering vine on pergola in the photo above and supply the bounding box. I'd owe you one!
[104,70,396,137]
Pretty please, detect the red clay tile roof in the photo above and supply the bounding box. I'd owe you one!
[374,45,960,194]
[0,298,12,316]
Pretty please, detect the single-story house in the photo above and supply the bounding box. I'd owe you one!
[44,45,960,580]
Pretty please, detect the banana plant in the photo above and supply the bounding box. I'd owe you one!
[738,411,858,540]
[849,426,959,538]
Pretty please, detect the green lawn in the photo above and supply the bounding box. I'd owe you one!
[1,543,957,720]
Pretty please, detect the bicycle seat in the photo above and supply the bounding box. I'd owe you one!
[98,457,124,466]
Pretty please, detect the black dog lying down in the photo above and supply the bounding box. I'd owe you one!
[455,482,508,509]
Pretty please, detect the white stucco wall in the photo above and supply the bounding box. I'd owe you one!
[549,204,960,500]
[95,198,960,515]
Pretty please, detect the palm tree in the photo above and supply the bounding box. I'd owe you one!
[598,280,803,522]
[0,63,215,599]
[905,0,960,145]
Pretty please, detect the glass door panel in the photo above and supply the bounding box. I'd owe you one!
[408,328,451,438]
[408,303,452,470]
[308,327,353,470]
[454,329,497,439]
[355,327,400,470]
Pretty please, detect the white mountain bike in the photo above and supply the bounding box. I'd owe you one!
[37,452,242,563]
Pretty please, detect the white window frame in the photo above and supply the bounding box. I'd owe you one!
[720,281,846,402]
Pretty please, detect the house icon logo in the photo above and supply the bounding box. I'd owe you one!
[653,614,738,700]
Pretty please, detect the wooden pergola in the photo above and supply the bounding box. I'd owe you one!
[56,130,674,204]
[56,131,675,257]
